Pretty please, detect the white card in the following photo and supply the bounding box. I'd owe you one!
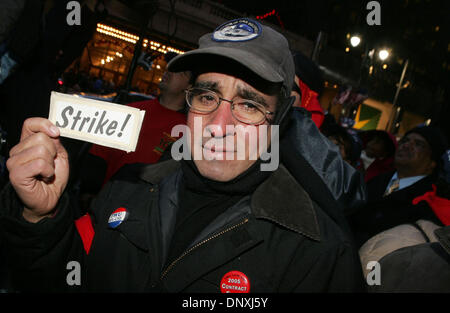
[48,91,145,152]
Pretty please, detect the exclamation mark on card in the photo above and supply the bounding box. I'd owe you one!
[118,114,131,138]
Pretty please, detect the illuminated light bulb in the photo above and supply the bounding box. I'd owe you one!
[350,36,361,47]
[378,49,389,61]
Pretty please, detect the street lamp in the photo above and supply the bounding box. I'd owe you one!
[386,58,409,133]
[350,35,361,47]
[347,34,410,133]
[378,49,389,61]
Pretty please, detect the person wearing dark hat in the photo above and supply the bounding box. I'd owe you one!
[1,18,364,292]
[290,51,325,128]
[349,125,449,247]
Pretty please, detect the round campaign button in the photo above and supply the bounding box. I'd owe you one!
[220,271,250,293]
[108,207,128,228]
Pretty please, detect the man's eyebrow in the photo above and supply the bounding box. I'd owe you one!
[193,81,269,107]
[193,81,219,91]
[238,88,268,107]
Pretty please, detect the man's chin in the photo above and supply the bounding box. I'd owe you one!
[193,159,253,182]
[202,148,237,162]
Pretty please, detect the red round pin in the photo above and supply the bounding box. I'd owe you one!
[220,271,250,293]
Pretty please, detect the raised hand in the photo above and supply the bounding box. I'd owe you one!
[7,118,70,223]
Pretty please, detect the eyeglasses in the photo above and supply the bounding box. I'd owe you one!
[185,87,274,125]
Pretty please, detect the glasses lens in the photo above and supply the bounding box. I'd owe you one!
[187,89,219,113]
[233,101,265,125]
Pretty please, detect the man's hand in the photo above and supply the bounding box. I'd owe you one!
[7,118,70,223]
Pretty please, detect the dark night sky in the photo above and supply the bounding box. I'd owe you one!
[220,0,449,67]
[221,0,450,117]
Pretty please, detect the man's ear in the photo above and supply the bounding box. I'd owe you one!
[273,96,295,125]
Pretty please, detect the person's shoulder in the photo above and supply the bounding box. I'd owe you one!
[366,171,395,198]
[110,160,181,185]
[126,98,158,110]
[312,200,355,248]
[255,164,353,248]
[372,240,450,292]
[367,170,395,186]
[91,161,182,219]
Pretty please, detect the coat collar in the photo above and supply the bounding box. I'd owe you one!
[139,160,321,241]
[251,164,321,241]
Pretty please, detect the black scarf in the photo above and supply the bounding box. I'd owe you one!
[166,158,271,263]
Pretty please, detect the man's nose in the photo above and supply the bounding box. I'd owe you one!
[205,100,236,138]
[400,140,412,148]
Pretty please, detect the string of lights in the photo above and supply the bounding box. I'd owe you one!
[255,9,284,29]
[96,23,185,55]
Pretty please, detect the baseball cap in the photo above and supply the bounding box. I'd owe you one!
[168,18,295,97]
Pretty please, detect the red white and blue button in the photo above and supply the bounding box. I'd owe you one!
[108,207,128,228]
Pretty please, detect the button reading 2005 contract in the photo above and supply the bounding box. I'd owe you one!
[220,271,250,293]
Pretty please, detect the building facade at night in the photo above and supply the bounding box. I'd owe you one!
[65,0,449,136]
[70,0,314,97]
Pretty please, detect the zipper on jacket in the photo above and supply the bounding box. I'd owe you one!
[160,217,249,280]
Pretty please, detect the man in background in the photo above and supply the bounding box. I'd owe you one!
[350,125,448,246]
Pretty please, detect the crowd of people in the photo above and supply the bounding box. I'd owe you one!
[0,3,449,294]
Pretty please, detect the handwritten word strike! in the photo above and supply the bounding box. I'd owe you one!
[56,106,131,138]
[49,92,145,152]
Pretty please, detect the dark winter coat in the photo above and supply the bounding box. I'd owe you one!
[349,171,443,247]
[0,160,364,292]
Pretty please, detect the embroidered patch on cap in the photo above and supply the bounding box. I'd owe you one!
[212,18,262,42]
[108,207,128,228]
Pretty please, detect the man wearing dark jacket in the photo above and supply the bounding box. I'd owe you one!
[350,126,448,247]
[1,18,364,292]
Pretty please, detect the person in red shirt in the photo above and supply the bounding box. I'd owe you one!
[89,68,192,184]
[359,130,397,182]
